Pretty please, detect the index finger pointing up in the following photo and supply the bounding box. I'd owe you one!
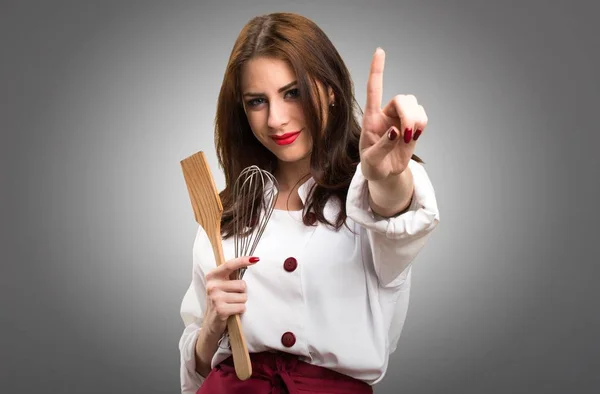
[366,47,385,113]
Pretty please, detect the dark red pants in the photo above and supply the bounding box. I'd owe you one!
[197,351,373,394]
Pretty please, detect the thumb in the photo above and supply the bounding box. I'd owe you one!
[363,126,400,164]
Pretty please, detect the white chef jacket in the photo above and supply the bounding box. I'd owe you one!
[178,159,440,393]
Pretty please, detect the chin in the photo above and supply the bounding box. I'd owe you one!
[273,148,311,163]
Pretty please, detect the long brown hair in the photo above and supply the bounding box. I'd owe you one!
[214,12,423,239]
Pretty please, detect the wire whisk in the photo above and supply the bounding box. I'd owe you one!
[232,165,279,279]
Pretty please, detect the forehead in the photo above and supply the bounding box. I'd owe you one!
[240,57,296,92]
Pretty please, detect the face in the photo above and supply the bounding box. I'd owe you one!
[240,56,332,165]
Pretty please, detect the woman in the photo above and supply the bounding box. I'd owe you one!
[179,12,440,393]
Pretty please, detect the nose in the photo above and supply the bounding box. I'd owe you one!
[267,99,289,129]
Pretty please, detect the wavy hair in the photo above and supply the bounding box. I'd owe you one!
[214,12,423,239]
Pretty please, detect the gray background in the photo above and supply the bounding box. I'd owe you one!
[2,0,599,393]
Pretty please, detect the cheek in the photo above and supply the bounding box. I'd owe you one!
[304,132,314,151]
[246,113,265,138]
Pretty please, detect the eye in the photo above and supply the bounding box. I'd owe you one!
[245,88,300,108]
[285,88,300,98]
[246,98,265,107]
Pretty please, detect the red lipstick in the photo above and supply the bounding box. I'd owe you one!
[271,130,301,146]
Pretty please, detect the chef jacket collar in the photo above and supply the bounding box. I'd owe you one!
[263,174,316,206]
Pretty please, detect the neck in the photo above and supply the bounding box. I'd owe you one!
[274,156,311,193]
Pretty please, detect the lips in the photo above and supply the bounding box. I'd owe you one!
[271,130,302,146]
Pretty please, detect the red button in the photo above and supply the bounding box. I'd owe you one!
[306,212,317,226]
[281,332,296,347]
[284,257,297,272]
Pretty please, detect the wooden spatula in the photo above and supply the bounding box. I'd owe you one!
[180,151,252,381]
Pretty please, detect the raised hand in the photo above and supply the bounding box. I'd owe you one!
[359,48,428,182]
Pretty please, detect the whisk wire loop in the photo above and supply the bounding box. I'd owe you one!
[231,165,279,279]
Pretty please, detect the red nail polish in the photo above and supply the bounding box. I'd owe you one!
[414,129,422,141]
[404,128,412,143]
[387,127,398,141]
[249,257,260,263]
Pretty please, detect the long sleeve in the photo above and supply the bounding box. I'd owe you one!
[178,225,212,393]
[346,159,440,288]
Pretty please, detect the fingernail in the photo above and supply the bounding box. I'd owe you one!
[249,257,259,263]
[404,128,413,143]
[413,129,422,141]
[387,127,398,141]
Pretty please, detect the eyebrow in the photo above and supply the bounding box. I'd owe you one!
[243,80,297,97]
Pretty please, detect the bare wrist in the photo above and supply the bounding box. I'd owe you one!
[194,326,222,377]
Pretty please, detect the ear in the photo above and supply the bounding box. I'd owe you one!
[327,86,335,105]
